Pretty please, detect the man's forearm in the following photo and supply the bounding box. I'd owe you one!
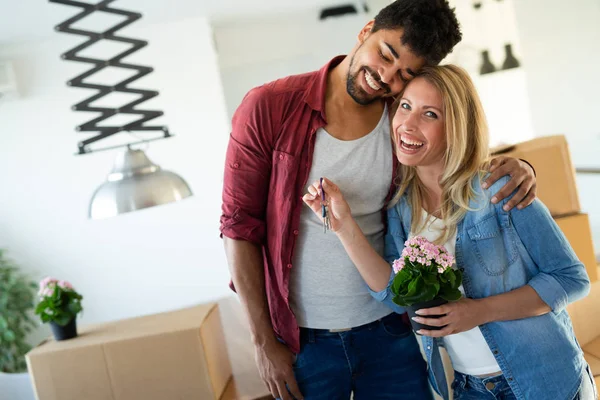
[223,237,276,346]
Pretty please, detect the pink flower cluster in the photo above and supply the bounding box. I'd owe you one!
[38,277,73,298]
[392,236,455,273]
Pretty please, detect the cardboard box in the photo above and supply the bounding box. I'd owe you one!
[217,297,271,400]
[491,135,580,217]
[584,351,600,375]
[555,213,598,283]
[584,338,600,388]
[583,351,600,389]
[26,303,232,400]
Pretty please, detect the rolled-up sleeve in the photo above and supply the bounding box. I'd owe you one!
[220,85,277,245]
[508,195,591,312]
[368,205,406,314]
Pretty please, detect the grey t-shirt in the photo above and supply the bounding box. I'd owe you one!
[289,105,393,329]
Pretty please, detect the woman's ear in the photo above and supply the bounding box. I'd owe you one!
[358,20,375,44]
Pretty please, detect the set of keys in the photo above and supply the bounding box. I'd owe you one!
[320,177,331,233]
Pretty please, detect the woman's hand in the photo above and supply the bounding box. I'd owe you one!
[412,298,490,337]
[302,178,353,233]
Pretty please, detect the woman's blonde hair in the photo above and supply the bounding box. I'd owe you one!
[390,64,490,244]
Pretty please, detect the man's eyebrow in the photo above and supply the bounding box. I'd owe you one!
[385,42,417,78]
[384,42,399,59]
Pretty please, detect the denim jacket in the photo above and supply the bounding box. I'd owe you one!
[370,175,591,400]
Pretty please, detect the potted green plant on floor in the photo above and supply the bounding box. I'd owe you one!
[391,236,463,333]
[35,277,83,341]
[0,249,37,400]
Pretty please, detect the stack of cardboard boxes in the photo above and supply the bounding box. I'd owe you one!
[493,135,600,386]
[26,299,271,400]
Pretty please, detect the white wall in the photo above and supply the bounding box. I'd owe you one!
[214,0,535,146]
[214,7,374,120]
[512,0,600,252]
[0,16,232,342]
[446,0,535,147]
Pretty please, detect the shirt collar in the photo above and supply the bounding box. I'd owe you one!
[304,55,346,121]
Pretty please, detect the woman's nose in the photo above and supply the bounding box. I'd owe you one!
[402,112,418,131]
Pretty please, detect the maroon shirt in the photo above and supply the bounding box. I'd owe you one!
[220,56,397,353]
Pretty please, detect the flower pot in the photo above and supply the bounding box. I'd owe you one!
[49,318,77,341]
[406,297,448,333]
[0,371,35,400]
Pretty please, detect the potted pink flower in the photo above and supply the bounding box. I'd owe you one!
[391,236,462,333]
[34,277,83,341]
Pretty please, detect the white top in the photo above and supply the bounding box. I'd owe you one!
[411,212,501,376]
[289,104,393,329]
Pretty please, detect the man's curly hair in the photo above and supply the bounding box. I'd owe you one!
[372,0,462,65]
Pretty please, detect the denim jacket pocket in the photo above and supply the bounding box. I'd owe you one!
[467,213,518,276]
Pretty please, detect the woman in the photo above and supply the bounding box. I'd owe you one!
[302,65,596,400]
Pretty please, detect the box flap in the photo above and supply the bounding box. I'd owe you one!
[491,135,567,154]
[584,352,600,376]
[26,344,115,400]
[585,337,600,360]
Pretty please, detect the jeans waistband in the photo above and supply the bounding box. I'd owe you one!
[454,370,506,387]
[300,312,399,335]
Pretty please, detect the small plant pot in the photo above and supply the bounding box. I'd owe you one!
[50,318,77,341]
[406,297,448,333]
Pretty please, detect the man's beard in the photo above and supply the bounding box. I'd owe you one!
[346,53,390,106]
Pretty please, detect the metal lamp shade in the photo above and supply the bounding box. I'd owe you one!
[89,148,192,219]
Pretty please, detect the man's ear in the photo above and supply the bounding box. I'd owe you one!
[358,20,375,44]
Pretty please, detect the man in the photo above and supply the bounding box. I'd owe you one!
[220,1,537,399]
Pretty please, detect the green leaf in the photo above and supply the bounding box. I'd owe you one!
[406,276,423,297]
[391,269,411,294]
[440,287,463,302]
[3,330,15,342]
[0,250,39,372]
[455,270,463,287]
[401,287,436,306]
[54,312,72,327]
[392,295,409,307]
[423,273,437,286]
[445,269,456,287]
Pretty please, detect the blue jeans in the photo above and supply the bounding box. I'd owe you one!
[282,313,432,400]
[452,372,517,400]
[452,366,598,400]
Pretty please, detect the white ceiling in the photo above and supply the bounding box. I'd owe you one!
[0,0,355,45]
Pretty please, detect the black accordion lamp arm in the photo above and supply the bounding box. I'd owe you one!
[50,0,170,154]
[50,0,193,219]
